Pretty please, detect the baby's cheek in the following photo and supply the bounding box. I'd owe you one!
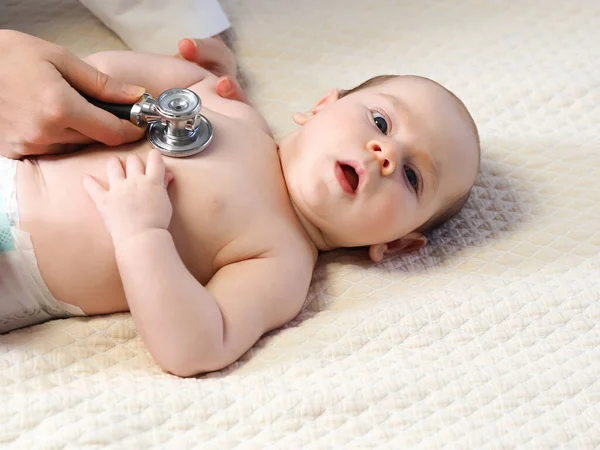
[390,191,422,231]
[361,201,403,240]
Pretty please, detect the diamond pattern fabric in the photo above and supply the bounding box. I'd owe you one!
[1,0,599,448]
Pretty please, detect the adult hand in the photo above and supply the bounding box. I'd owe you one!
[178,35,237,79]
[214,75,248,104]
[178,36,248,103]
[0,30,146,158]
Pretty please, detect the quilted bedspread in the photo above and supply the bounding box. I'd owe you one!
[1,0,599,448]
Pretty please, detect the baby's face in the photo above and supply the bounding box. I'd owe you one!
[279,76,479,250]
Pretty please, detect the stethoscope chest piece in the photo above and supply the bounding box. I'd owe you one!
[147,88,213,157]
[84,87,214,157]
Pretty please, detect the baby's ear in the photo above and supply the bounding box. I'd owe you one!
[368,232,427,263]
[292,89,340,125]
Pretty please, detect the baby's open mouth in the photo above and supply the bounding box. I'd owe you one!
[335,162,360,194]
[341,164,359,191]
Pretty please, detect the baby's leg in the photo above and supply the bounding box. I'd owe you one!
[85,51,219,99]
[87,50,268,133]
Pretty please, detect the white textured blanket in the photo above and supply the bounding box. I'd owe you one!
[1,0,599,448]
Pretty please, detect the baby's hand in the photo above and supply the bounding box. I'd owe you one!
[83,150,174,246]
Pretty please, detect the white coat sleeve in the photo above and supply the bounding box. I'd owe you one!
[79,0,231,54]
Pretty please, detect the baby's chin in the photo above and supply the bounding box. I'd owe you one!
[321,228,381,250]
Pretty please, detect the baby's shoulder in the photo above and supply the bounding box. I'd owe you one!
[188,79,272,137]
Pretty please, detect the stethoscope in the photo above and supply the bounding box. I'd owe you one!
[85,88,213,157]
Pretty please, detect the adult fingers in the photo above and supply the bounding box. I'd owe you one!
[54,48,145,104]
[65,89,145,146]
[215,76,248,103]
[50,128,96,145]
[177,38,198,62]
[177,37,237,79]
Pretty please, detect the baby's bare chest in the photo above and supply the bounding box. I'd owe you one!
[14,115,304,311]
[165,128,297,279]
[19,115,299,288]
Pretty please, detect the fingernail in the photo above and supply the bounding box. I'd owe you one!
[124,85,146,98]
[184,38,197,49]
[223,78,234,92]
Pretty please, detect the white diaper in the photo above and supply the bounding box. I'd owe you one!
[0,156,85,334]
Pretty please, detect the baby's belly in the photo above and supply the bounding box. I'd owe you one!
[16,145,144,314]
[14,117,287,315]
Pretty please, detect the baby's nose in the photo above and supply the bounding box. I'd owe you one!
[367,140,397,177]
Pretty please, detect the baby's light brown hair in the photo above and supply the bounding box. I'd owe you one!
[338,74,481,234]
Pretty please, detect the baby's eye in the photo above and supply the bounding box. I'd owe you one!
[404,166,419,191]
[372,111,388,134]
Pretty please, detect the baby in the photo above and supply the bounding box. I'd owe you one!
[0,45,480,376]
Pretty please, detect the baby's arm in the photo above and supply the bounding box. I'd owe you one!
[119,232,312,376]
[84,151,311,376]
[86,51,271,134]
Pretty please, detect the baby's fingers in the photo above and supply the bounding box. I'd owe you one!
[164,171,174,187]
[146,149,166,183]
[82,174,107,205]
[107,156,125,185]
[126,154,145,177]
